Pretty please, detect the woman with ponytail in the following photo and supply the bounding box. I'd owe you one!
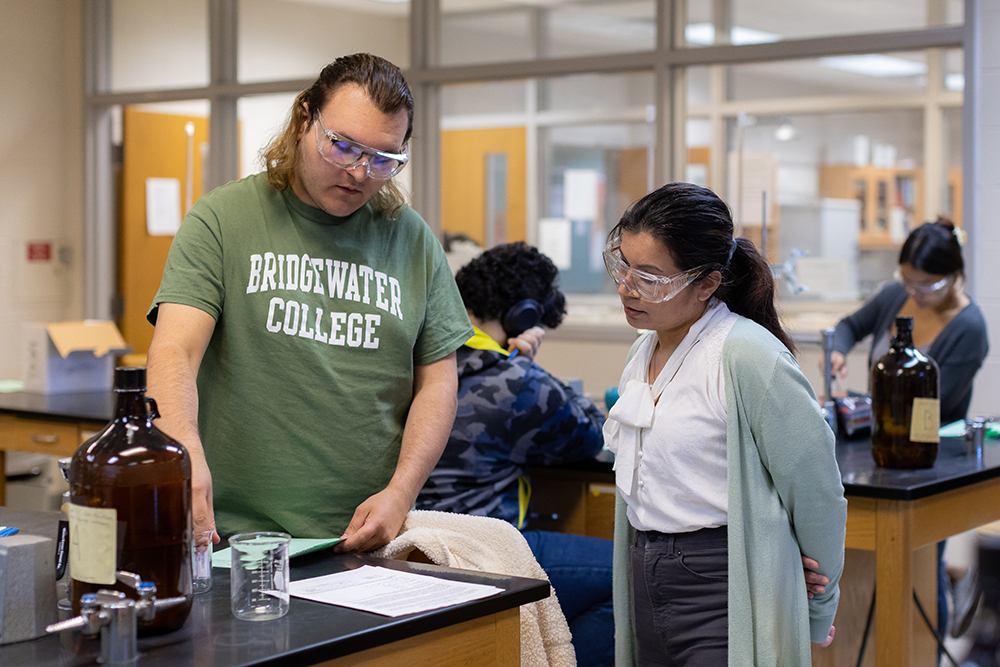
[602,182,847,666]
[830,217,988,640]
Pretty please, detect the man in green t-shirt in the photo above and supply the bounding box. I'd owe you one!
[146,53,473,553]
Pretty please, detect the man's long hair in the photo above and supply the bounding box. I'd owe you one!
[261,53,414,219]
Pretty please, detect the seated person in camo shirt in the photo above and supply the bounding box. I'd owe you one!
[417,241,613,667]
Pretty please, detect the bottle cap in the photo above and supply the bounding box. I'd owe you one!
[114,367,147,392]
[895,316,914,332]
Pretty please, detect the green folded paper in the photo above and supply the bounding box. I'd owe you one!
[211,537,344,569]
[939,419,1000,439]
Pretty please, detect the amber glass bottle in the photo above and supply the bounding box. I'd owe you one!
[68,367,193,635]
[870,316,940,468]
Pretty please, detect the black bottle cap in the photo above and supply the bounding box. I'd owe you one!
[114,366,147,392]
[895,316,914,332]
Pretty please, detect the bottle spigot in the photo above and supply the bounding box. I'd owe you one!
[45,572,187,664]
[57,457,72,482]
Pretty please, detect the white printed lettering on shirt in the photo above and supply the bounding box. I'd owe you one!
[358,265,374,305]
[263,298,380,349]
[247,254,263,293]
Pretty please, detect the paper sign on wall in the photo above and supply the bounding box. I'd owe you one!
[538,218,572,270]
[145,177,182,236]
[563,169,600,220]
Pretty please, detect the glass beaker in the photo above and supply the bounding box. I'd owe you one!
[229,532,291,621]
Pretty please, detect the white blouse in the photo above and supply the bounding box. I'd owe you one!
[604,299,738,534]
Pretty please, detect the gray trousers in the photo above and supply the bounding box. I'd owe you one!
[629,527,728,667]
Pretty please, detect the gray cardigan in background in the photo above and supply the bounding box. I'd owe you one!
[832,282,989,424]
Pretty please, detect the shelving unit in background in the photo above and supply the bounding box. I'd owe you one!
[820,164,964,250]
[819,164,923,249]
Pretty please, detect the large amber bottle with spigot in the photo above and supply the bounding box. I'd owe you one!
[870,316,940,468]
[68,367,193,634]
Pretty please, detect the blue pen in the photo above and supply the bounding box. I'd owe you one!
[0,527,19,538]
[508,349,518,359]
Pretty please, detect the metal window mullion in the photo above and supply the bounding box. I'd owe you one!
[83,0,114,320]
[206,0,239,190]
[411,0,442,234]
[924,48,946,221]
[407,26,964,89]
[525,79,540,246]
[961,0,979,300]
[655,0,675,188]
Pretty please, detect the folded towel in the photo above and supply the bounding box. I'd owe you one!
[374,510,576,667]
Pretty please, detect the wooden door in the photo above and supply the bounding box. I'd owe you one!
[441,127,527,245]
[118,108,209,363]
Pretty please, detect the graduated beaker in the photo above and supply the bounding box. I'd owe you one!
[229,532,291,621]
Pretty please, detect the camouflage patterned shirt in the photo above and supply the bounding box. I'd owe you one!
[417,331,606,527]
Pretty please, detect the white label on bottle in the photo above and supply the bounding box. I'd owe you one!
[68,504,117,585]
[910,397,941,443]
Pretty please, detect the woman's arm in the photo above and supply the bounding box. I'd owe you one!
[739,344,848,642]
[831,283,906,356]
[933,306,990,422]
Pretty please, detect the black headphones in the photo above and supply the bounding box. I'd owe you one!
[501,293,558,340]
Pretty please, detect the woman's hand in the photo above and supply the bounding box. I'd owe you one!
[803,557,835,646]
[829,351,847,379]
[802,555,829,599]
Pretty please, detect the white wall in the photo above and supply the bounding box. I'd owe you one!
[0,0,85,382]
[968,2,1000,420]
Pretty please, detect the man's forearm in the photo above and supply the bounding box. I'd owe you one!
[388,384,456,503]
[387,356,458,504]
[147,339,204,453]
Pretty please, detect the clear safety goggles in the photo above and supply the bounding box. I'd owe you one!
[603,241,711,303]
[314,110,408,180]
[893,270,951,296]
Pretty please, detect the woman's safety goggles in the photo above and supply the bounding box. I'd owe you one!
[315,110,408,180]
[894,270,951,296]
[603,241,711,303]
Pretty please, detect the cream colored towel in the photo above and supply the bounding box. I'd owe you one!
[373,510,576,667]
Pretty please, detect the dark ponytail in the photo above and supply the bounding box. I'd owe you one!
[722,238,794,353]
[611,182,794,353]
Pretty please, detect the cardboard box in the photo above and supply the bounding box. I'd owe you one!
[22,321,131,394]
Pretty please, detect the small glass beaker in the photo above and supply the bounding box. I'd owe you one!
[229,532,291,621]
[192,530,214,594]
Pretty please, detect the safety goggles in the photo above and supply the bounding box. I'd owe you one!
[603,241,711,303]
[314,110,408,180]
[894,270,951,296]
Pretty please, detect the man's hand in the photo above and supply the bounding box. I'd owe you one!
[802,555,830,599]
[335,485,413,553]
[334,353,458,554]
[818,625,836,647]
[507,326,545,361]
[190,451,220,545]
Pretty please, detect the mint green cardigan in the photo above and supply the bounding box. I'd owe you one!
[613,317,847,666]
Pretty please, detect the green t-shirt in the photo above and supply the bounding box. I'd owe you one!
[149,173,473,538]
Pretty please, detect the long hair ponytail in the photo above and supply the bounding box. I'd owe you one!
[722,238,794,353]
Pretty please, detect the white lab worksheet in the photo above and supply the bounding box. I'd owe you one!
[288,565,502,617]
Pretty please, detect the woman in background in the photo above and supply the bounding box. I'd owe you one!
[603,182,846,665]
[830,217,989,639]
[831,217,988,427]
